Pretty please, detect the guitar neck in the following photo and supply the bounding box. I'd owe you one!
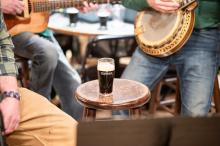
[32,0,120,12]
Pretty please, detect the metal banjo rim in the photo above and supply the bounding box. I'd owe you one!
[134,9,195,57]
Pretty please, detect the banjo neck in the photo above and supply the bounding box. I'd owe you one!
[179,0,197,10]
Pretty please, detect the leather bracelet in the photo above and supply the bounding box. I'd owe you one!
[1,91,20,100]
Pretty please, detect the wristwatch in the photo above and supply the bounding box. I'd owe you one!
[1,91,20,100]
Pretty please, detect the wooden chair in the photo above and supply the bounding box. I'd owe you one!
[149,73,220,115]
[15,55,61,107]
[175,75,220,114]
[15,55,30,88]
[149,66,179,115]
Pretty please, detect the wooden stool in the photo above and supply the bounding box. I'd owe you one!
[75,79,151,121]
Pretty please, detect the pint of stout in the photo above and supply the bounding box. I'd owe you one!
[66,8,79,27]
[97,9,110,30]
[97,58,115,96]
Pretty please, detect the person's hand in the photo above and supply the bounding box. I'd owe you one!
[79,1,99,13]
[0,0,24,15]
[0,97,20,135]
[147,0,180,13]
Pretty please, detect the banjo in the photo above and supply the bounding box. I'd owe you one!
[135,0,198,57]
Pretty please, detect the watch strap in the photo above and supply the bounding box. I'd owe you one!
[1,91,20,101]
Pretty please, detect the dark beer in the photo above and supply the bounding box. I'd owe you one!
[97,10,110,30]
[97,58,115,96]
[66,8,79,27]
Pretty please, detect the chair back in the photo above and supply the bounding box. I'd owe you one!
[81,35,137,82]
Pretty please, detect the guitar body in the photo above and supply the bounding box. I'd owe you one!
[4,12,49,36]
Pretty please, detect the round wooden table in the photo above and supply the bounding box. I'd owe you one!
[75,79,151,120]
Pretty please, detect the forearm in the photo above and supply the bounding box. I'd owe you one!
[0,76,18,92]
[0,12,18,94]
[0,44,19,99]
[121,0,149,11]
[0,13,17,75]
[0,5,20,135]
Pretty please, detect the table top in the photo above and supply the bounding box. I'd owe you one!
[75,78,151,110]
[48,13,134,37]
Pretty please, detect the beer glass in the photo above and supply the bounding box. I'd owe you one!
[97,6,110,30]
[97,58,115,96]
[66,8,79,27]
[98,16,108,30]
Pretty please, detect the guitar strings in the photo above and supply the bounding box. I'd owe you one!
[32,0,121,12]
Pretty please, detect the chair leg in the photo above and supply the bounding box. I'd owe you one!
[16,56,30,88]
[174,78,181,115]
[213,76,220,113]
[149,77,178,115]
[21,60,29,88]
[149,82,162,114]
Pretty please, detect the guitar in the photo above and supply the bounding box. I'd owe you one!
[4,0,120,36]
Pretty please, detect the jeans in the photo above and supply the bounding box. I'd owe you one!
[122,29,220,116]
[12,32,83,120]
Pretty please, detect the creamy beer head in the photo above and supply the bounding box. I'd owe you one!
[97,62,115,72]
[97,10,110,18]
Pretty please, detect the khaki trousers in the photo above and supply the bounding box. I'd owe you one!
[6,88,78,146]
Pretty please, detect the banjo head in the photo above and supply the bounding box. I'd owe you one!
[135,8,195,57]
